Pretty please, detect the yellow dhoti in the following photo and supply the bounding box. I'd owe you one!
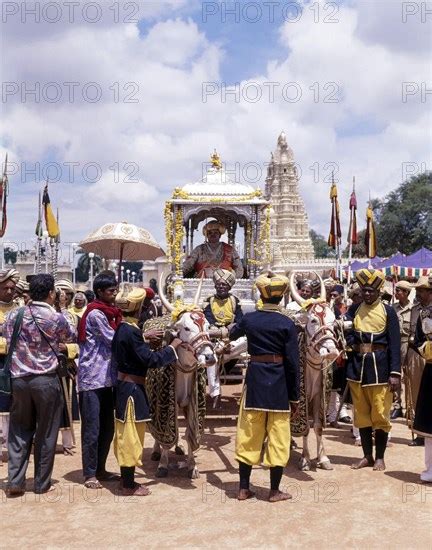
[349,382,392,433]
[235,398,291,468]
[114,399,146,468]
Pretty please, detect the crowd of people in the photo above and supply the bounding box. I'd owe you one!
[0,261,431,501]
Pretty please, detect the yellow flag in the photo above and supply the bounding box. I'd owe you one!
[43,184,60,237]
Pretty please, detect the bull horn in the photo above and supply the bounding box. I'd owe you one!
[158,272,174,313]
[313,271,326,302]
[193,273,204,306]
[289,271,305,306]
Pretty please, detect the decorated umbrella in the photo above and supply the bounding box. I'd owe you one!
[79,222,164,280]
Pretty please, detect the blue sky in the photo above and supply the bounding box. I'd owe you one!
[1,0,430,254]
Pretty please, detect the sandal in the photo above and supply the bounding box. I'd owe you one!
[84,479,103,489]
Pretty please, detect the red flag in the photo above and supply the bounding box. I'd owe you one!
[327,181,341,249]
[0,154,8,238]
[365,203,377,258]
[347,188,358,245]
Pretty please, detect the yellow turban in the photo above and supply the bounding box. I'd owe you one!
[0,268,20,285]
[355,268,385,290]
[255,271,289,299]
[203,220,226,236]
[213,268,235,288]
[115,287,146,313]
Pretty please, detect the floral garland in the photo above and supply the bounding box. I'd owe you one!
[164,201,173,263]
[172,188,263,202]
[173,207,184,275]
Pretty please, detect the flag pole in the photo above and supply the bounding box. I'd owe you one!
[367,190,372,268]
[53,208,60,283]
[347,176,355,284]
[36,190,43,273]
[331,172,340,280]
[0,153,8,270]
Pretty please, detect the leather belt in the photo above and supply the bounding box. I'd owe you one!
[118,372,146,385]
[250,354,283,363]
[353,344,387,353]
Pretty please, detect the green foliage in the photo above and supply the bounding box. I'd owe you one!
[309,229,336,258]
[374,172,431,256]
[4,247,17,264]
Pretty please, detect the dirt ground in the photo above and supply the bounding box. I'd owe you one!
[1,383,431,549]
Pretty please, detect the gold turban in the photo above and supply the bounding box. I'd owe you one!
[0,268,20,285]
[355,268,385,290]
[55,279,75,294]
[115,287,146,313]
[213,268,235,288]
[416,275,432,290]
[255,271,289,299]
[16,279,30,293]
[202,220,226,236]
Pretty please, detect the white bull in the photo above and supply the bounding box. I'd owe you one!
[151,277,217,479]
[290,272,342,471]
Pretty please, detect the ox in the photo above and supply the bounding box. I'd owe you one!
[147,277,217,479]
[289,272,343,471]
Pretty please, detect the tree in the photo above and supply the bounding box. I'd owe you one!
[3,247,17,264]
[75,253,104,282]
[309,229,336,258]
[374,172,432,256]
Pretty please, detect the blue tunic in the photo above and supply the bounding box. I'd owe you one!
[111,323,176,421]
[230,310,300,412]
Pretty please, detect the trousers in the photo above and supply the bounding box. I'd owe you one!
[349,382,392,433]
[8,373,63,493]
[79,387,115,478]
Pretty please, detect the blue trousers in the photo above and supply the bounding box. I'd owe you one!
[79,388,115,478]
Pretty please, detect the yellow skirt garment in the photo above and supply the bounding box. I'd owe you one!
[235,395,291,468]
[114,398,146,468]
[349,381,392,432]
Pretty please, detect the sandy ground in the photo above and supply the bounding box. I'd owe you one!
[1,384,431,549]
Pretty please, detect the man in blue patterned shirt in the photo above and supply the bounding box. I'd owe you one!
[4,274,76,496]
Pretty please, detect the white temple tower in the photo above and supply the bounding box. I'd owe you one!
[265,132,315,269]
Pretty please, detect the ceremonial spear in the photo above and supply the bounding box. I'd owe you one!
[0,154,9,270]
[347,177,358,285]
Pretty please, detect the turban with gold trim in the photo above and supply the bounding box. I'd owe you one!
[115,287,146,313]
[0,268,20,285]
[55,279,75,294]
[203,220,226,236]
[355,268,385,290]
[16,279,30,293]
[256,272,289,299]
[213,268,236,288]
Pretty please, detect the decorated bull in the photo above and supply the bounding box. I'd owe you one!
[145,276,217,479]
[289,272,344,471]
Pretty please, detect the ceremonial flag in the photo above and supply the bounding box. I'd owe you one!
[35,191,43,237]
[0,154,9,238]
[365,203,377,258]
[347,186,358,245]
[327,180,341,249]
[42,182,60,238]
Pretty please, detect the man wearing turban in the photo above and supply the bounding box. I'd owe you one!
[0,268,20,454]
[183,220,244,279]
[203,269,244,408]
[230,271,300,502]
[112,287,182,496]
[345,269,401,471]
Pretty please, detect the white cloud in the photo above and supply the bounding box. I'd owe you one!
[1,0,430,259]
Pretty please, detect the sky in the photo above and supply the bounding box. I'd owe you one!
[1,0,431,263]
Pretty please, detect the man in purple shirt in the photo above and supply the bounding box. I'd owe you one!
[4,274,76,496]
[78,272,121,489]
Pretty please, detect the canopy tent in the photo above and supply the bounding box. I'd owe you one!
[343,248,432,278]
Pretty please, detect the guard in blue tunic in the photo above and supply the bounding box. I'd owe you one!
[230,272,300,502]
[345,269,401,471]
[111,288,181,496]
